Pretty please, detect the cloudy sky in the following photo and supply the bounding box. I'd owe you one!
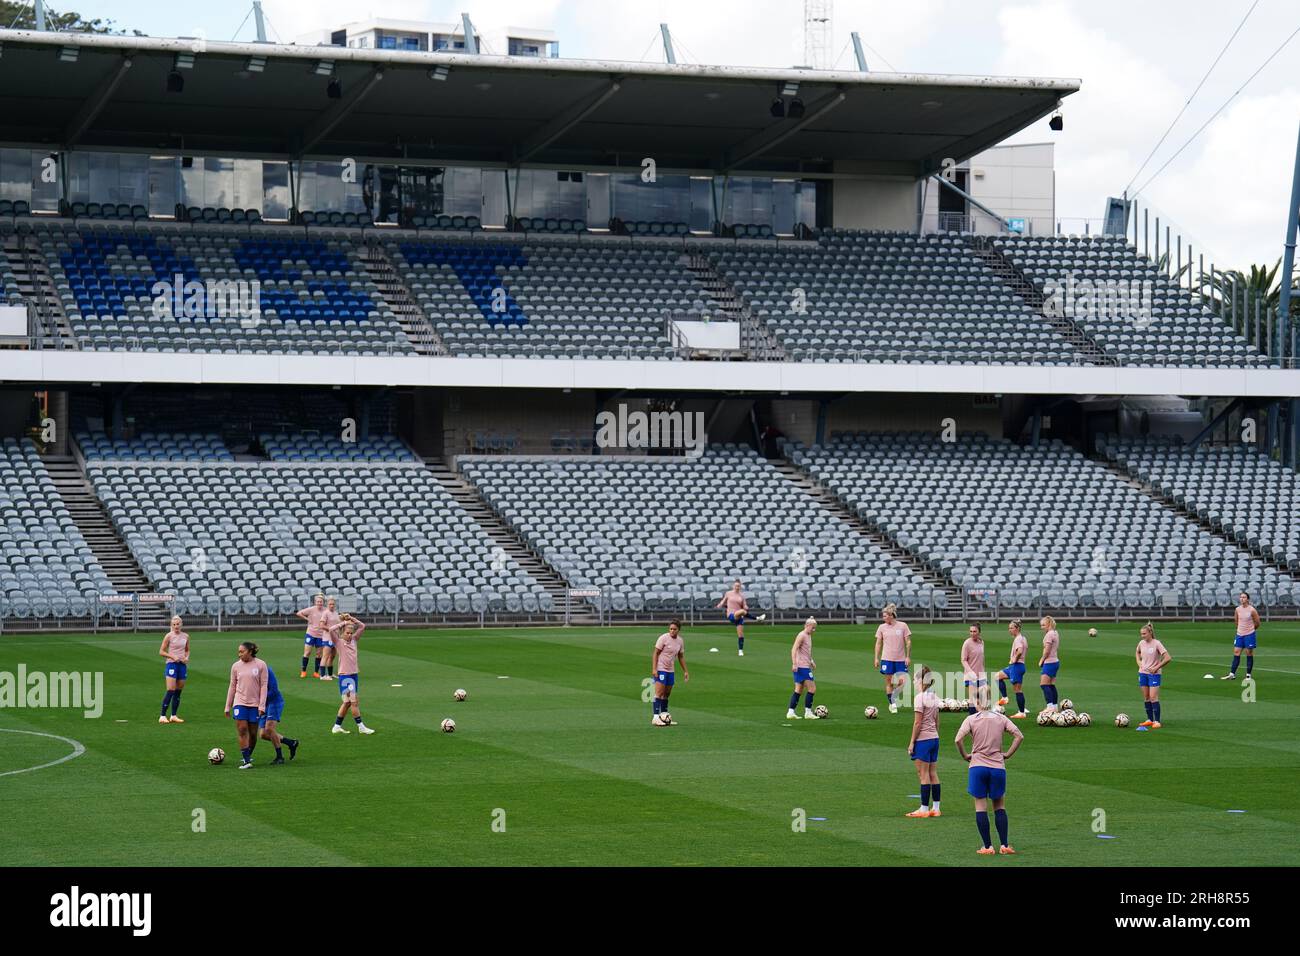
[48,0,1300,270]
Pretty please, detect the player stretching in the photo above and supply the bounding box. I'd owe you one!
[1037,616,1062,712]
[905,664,942,818]
[158,615,190,724]
[786,617,819,719]
[317,596,341,680]
[329,614,375,735]
[650,619,689,725]
[716,580,763,656]
[995,619,1029,719]
[1136,623,1172,731]
[960,623,986,715]
[258,662,299,764]
[955,686,1024,855]
[224,641,268,770]
[297,594,328,678]
[873,603,912,714]
[1222,592,1259,682]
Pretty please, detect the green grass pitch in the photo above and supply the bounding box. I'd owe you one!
[1,620,1297,866]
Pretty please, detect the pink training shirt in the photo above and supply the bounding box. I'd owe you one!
[225,658,268,712]
[876,621,911,660]
[322,609,341,642]
[300,605,328,638]
[1236,605,1256,636]
[1042,629,1060,664]
[961,637,985,680]
[1009,633,1028,664]
[956,710,1022,769]
[654,631,683,672]
[720,591,747,615]
[792,629,813,668]
[1137,638,1169,674]
[914,690,940,741]
[330,619,365,674]
[163,631,190,663]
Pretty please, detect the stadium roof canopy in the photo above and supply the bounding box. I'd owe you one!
[0,29,1079,177]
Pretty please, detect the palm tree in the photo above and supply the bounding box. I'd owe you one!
[1196,258,1299,352]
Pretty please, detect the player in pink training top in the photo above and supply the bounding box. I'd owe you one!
[905,664,942,818]
[1135,622,1172,731]
[297,594,328,678]
[786,617,819,719]
[716,580,764,656]
[873,603,912,714]
[650,619,689,725]
[224,641,269,770]
[1037,616,1063,712]
[960,623,987,715]
[317,596,342,681]
[994,619,1030,719]
[158,615,190,724]
[1222,591,1260,682]
[955,686,1024,855]
[328,614,375,735]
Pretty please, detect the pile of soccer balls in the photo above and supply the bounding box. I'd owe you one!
[1036,702,1092,727]
[938,698,971,712]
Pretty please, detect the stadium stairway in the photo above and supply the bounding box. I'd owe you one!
[685,253,788,360]
[770,459,963,611]
[965,236,1114,366]
[2,233,77,347]
[1096,456,1300,582]
[358,241,448,355]
[42,454,167,625]
[424,460,584,619]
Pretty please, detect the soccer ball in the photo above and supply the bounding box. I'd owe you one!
[453,688,467,701]
[1060,697,1074,711]
[656,712,673,726]
[1088,628,1098,637]
[1036,710,1053,726]
[1060,709,1078,726]
[943,698,958,711]
[813,704,829,719]
[864,705,878,719]
[1115,713,1130,728]
[1051,712,1068,727]
[440,718,456,733]
[207,748,225,765]
[959,699,971,710]
[1077,712,1092,727]
[993,704,1006,715]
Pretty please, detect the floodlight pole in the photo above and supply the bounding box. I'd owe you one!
[850,32,868,72]
[461,14,479,55]
[253,1,267,43]
[1279,122,1300,468]
[660,24,676,65]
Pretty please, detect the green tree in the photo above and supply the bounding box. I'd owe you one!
[1,1,138,34]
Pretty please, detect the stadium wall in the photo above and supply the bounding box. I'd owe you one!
[826,394,1003,438]
[830,166,917,230]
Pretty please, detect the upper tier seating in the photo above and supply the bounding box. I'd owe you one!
[1099,434,1300,571]
[77,431,234,461]
[87,461,550,614]
[712,231,1080,364]
[0,438,113,617]
[459,446,938,611]
[390,237,717,359]
[786,432,1294,608]
[992,235,1276,367]
[35,224,413,354]
[259,433,416,462]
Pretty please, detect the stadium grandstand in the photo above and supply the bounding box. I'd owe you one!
[0,24,1298,634]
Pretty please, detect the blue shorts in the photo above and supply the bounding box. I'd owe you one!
[1002,662,1026,685]
[320,639,335,648]
[339,674,359,698]
[964,677,988,687]
[967,766,1007,800]
[258,696,285,726]
[1041,662,1060,679]
[1139,672,1162,687]
[655,670,675,687]
[1234,633,1257,649]
[164,662,188,681]
[231,704,261,723]
[304,633,323,648]
[912,738,939,763]
[792,667,813,684]
[880,660,908,676]
[726,612,747,624]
